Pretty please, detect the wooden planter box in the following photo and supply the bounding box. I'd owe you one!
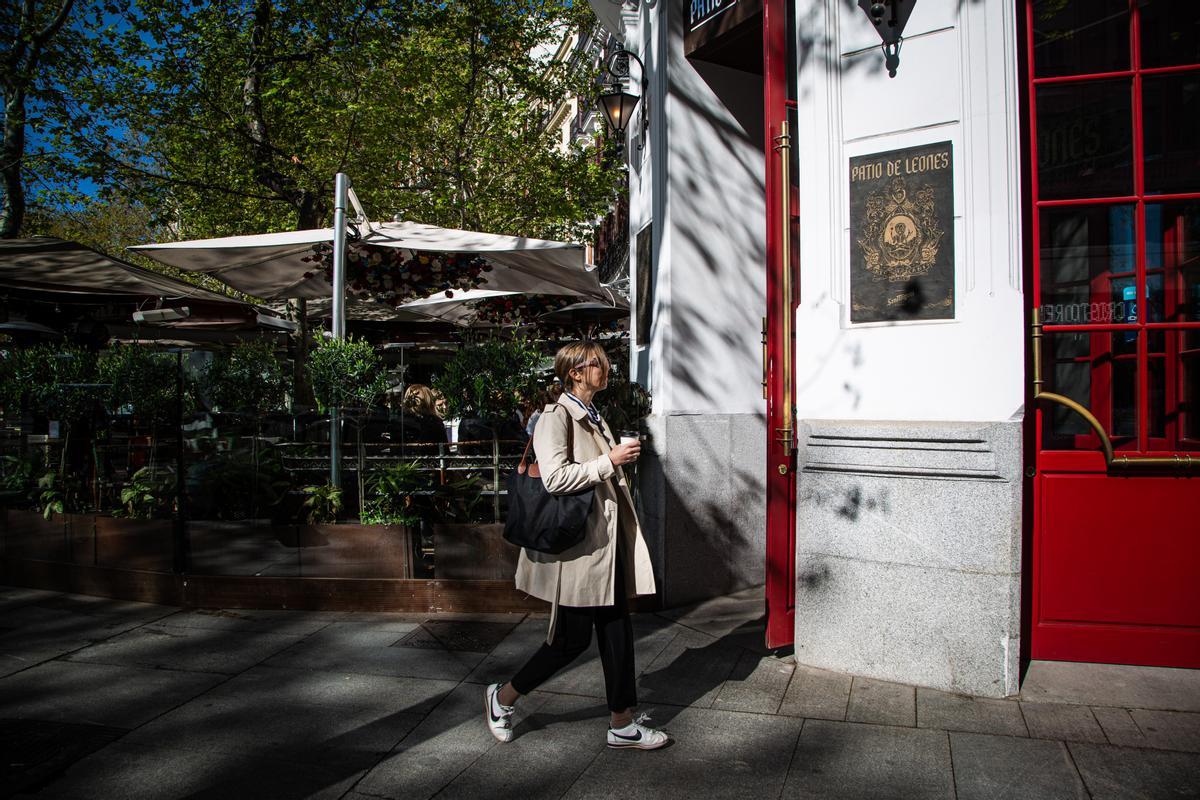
[187,519,300,576]
[298,523,413,579]
[3,508,71,561]
[94,516,174,572]
[432,523,519,581]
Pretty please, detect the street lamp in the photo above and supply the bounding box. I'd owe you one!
[598,46,647,150]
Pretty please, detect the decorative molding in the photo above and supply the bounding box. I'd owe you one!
[800,426,1009,481]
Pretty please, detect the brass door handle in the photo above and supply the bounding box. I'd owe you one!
[774,120,795,455]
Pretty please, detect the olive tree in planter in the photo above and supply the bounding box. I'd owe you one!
[100,343,190,465]
[308,334,389,517]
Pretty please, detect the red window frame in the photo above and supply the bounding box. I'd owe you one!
[1026,0,1200,462]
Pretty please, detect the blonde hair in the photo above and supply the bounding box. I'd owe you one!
[553,341,610,392]
[403,383,437,416]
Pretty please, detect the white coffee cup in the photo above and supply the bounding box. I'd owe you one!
[619,430,640,446]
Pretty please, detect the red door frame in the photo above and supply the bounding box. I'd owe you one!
[1024,0,1200,667]
[763,0,797,650]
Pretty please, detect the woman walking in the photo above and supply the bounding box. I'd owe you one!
[485,341,669,750]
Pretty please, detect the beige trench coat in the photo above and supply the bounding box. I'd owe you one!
[514,394,656,642]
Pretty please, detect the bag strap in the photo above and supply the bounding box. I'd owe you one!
[517,407,574,477]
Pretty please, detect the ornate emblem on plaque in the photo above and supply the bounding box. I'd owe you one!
[856,177,944,282]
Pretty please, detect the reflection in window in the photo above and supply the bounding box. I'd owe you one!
[1036,81,1133,200]
[1039,205,1136,322]
[1032,0,1129,78]
[1143,73,1200,196]
[1140,0,1200,69]
[1041,332,1138,449]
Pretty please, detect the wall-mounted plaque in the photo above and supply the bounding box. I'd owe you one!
[849,141,954,323]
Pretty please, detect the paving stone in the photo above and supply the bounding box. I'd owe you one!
[435,692,608,800]
[0,660,224,728]
[846,677,916,727]
[264,627,484,681]
[779,664,852,721]
[655,585,765,640]
[782,719,953,800]
[916,688,1027,736]
[1020,703,1107,744]
[1068,742,1200,799]
[1128,709,1200,753]
[66,623,305,675]
[156,607,345,636]
[0,718,126,797]
[564,706,803,800]
[1020,661,1200,712]
[0,586,60,611]
[463,616,553,686]
[191,664,456,713]
[713,651,795,715]
[33,740,366,800]
[1092,706,1147,747]
[121,696,426,768]
[950,732,1087,800]
[636,628,744,710]
[353,683,546,800]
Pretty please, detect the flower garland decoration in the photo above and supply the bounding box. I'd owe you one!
[303,243,492,306]
[469,294,577,327]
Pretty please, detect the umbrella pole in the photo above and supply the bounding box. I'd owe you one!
[330,173,350,489]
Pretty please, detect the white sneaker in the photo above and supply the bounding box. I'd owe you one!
[484,683,515,743]
[606,714,670,750]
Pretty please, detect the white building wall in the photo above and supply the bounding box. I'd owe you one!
[793,0,1025,423]
[624,0,768,605]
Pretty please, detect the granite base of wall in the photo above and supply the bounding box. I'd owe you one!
[639,412,766,608]
[794,418,1023,698]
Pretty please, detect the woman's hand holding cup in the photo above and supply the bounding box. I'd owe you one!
[610,431,641,466]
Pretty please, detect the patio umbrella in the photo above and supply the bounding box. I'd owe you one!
[129,220,611,303]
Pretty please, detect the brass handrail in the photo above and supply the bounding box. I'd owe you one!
[1031,308,1198,470]
[774,120,795,455]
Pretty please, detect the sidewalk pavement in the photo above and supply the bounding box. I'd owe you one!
[1,584,1198,800]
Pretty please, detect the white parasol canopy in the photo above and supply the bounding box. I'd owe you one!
[129,220,611,303]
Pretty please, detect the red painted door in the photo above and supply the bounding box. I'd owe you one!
[763,0,798,649]
[1025,0,1200,667]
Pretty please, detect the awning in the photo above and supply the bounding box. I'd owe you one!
[0,236,247,303]
[130,220,612,304]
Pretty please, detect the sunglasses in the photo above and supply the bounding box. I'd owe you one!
[573,358,606,371]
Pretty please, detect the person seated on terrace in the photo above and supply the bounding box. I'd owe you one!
[399,384,449,446]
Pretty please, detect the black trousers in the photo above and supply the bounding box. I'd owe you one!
[510,549,637,713]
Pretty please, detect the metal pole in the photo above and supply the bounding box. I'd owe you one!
[330,173,350,488]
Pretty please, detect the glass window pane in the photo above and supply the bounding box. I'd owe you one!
[1185,347,1200,443]
[1039,204,1137,321]
[1041,331,1139,450]
[1140,0,1200,69]
[1143,73,1200,196]
[1036,81,1133,199]
[1032,0,1130,78]
[1145,201,1200,324]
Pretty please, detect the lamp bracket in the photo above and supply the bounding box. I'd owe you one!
[856,0,914,78]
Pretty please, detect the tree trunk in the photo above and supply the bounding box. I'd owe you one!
[1,89,28,238]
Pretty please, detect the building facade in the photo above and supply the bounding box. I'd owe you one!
[590,0,1199,697]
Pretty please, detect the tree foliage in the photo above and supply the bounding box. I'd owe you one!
[25,0,619,249]
[433,335,541,424]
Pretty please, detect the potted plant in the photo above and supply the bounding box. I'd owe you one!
[100,343,190,472]
[296,463,416,579]
[94,466,175,570]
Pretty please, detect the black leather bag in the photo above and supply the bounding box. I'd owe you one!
[503,422,593,554]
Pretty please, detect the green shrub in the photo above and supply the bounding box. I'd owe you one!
[308,335,388,412]
[202,341,289,414]
[433,336,541,424]
[99,344,190,427]
[301,483,343,524]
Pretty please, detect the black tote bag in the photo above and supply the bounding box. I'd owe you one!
[503,422,593,554]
